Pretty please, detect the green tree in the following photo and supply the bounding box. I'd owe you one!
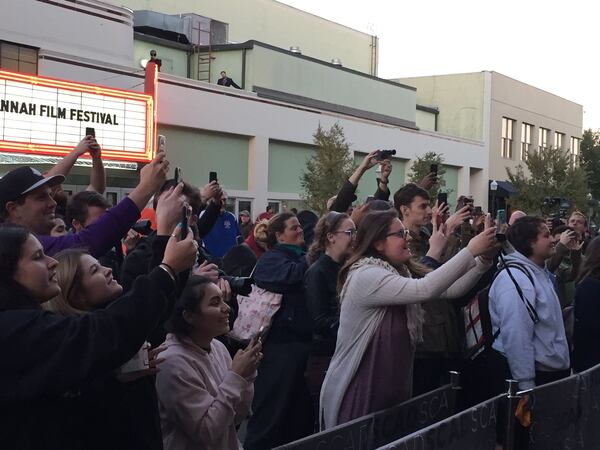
[407,151,451,200]
[507,146,589,214]
[300,123,355,214]
[580,129,600,200]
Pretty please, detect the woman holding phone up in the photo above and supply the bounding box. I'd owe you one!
[320,209,498,428]
[156,276,261,450]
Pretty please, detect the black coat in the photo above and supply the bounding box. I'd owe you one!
[573,277,600,372]
[0,267,175,450]
[304,253,340,356]
[244,246,314,449]
[253,246,312,342]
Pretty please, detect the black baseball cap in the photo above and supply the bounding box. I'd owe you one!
[0,166,65,212]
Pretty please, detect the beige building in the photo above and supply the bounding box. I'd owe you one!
[396,71,583,185]
[106,0,379,75]
[0,0,488,216]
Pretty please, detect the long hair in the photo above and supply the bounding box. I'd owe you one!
[337,210,430,297]
[307,211,349,265]
[577,236,600,283]
[0,226,40,311]
[43,249,89,315]
[266,212,295,249]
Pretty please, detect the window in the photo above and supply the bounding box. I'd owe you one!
[0,41,38,74]
[521,123,532,160]
[501,117,515,158]
[538,127,549,151]
[555,132,565,150]
[570,136,581,166]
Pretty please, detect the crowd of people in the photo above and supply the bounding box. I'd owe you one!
[1,139,599,450]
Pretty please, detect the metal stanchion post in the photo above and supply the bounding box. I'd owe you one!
[504,379,521,450]
[449,371,461,390]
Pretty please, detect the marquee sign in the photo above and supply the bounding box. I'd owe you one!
[0,70,154,162]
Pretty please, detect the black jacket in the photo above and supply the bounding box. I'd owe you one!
[573,277,600,372]
[0,267,175,450]
[304,254,340,356]
[217,77,241,89]
[254,246,312,342]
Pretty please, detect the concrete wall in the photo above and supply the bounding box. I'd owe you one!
[169,42,416,123]
[134,40,188,77]
[488,72,583,181]
[247,45,416,122]
[416,109,436,131]
[107,0,377,74]
[203,49,245,86]
[396,73,485,141]
[0,0,134,67]
[157,126,249,191]
[268,141,314,193]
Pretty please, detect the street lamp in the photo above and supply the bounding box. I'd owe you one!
[490,180,498,216]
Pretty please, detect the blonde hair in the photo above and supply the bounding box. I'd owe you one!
[253,219,269,245]
[43,249,89,316]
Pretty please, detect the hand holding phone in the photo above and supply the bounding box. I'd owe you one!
[158,135,167,153]
[252,326,268,344]
[85,127,100,153]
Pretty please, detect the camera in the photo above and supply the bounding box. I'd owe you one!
[376,149,396,161]
[218,270,253,296]
[541,197,571,219]
[132,219,153,236]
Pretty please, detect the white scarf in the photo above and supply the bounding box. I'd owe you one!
[341,256,425,345]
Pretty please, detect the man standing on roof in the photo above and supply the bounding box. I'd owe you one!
[217,70,241,89]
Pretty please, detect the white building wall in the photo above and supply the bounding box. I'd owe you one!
[0,0,134,67]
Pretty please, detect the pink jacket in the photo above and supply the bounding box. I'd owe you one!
[156,334,254,450]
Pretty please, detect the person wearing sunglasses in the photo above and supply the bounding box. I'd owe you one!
[320,209,498,429]
[304,212,356,420]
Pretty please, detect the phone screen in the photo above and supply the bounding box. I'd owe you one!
[430,164,438,175]
[157,135,166,153]
[85,127,95,137]
[209,171,218,183]
[496,209,507,225]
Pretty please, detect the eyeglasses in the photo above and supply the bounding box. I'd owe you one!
[335,229,357,237]
[386,229,410,240]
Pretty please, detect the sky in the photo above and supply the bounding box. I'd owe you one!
[279,0,598,129]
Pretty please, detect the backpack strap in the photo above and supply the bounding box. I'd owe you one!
[496,254,540,324]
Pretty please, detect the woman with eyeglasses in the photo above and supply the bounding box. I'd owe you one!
[319,209,498,428]
[304,212,355,419]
